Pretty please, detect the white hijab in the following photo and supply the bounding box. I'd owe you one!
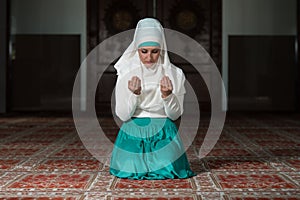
[114,18,185,96]
[114,18,171,76]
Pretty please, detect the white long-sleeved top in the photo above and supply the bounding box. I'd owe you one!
[115,63,186,121]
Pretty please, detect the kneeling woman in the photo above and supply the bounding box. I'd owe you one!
[110,18,195,180]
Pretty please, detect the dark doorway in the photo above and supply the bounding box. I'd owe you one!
[10,35,80,111]
[229,36,297,111]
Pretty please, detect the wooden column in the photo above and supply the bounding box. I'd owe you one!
[0,0,8,113]
[297,0,300,111]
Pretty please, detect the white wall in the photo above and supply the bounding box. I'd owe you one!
[222,0,297,110]
[10,0,86,62]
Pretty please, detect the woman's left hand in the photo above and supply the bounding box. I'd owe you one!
[160,76,173,98]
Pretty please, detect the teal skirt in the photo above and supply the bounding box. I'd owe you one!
[109,117,195,180]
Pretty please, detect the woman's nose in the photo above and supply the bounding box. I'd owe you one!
[145,53,151,61]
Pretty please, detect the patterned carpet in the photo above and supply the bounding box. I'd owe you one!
[0,113,299,199]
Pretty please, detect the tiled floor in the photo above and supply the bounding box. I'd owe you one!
[0,113,299,199]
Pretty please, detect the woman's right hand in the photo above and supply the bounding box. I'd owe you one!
[128,76,141,95]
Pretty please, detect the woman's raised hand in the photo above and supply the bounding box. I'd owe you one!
[160,76,173,98]
[128,76,141,95]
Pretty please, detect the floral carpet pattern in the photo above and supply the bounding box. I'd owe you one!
[0,113,299,199]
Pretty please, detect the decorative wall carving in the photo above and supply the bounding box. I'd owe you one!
[168,0,205,38]
[103,1,140,35]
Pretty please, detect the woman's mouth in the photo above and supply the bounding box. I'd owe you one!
[144,62,155,66]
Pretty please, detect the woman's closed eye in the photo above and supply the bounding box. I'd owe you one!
[151,49,160,54]
[140,49,160,54]
[141,49,148,54]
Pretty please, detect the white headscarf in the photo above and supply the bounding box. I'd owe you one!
[114,18,186,100]
[114,18,171,76]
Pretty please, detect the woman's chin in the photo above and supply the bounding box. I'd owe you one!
[144,63,155,68]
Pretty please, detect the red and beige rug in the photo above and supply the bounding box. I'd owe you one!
[0,113,299,199]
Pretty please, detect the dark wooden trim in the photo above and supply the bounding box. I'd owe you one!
[87,0,99,54]
[297,0,300,112]
[209,0,213,57]
[212,0,222,73]
[6,0,11,112]
[0,0,8,113]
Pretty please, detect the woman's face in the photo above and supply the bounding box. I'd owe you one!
[138,46,161,68]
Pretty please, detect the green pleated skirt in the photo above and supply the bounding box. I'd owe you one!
[109,117,195,180]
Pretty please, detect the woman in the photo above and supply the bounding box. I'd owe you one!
[110,18,195,180]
